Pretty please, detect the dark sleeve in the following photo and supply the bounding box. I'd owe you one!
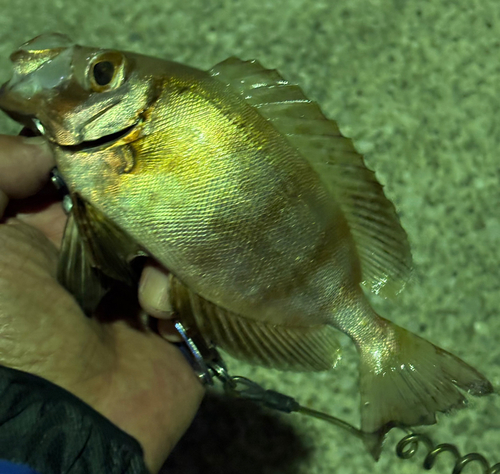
[0,460,41,473]
[0,365,150,474]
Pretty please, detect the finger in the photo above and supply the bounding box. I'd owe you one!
[0,135,54,199]
[138,260,173,319]
[13,201,67,248]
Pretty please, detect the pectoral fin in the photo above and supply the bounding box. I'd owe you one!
[58,211,108,314]
[58,193,143,314]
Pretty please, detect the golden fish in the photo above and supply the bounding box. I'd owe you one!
[0,33,493,456]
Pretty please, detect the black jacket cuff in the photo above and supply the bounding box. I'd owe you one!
[0,365,150,474]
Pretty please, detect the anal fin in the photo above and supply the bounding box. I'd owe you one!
[169,275,341,372]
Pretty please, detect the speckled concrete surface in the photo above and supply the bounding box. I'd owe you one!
[1,1,499,473]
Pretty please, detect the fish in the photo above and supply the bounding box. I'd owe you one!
[0,33,493,457]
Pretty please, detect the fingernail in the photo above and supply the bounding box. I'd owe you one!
[139,264,173,318]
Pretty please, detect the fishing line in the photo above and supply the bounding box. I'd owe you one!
[175,320,500,474]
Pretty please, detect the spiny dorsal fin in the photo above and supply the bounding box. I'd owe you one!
[209,58,412,296]
[169,274,340,372]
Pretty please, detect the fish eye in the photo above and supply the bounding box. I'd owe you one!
[87,51,127,92]
[93,61,115,86]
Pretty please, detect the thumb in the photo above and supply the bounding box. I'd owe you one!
[0,135,54,217]
[0,136,54,198]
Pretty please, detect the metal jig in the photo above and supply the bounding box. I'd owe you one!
[175,320,499,474]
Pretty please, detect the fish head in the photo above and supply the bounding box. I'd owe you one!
[0,33,161,147]
[0,33,176,147]
[0,33,203,197]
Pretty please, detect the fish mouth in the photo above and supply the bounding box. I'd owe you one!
[19,119,140,151]
[58,120,140,152]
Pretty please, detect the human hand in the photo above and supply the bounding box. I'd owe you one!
[0,134,204,473]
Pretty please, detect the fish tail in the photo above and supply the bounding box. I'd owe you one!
[357,315,493,459]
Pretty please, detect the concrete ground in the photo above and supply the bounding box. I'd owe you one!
[1,1,499,473]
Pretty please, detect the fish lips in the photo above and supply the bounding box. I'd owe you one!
[8,98,143,153]
[17,119,141,153]
[56,119,142,152]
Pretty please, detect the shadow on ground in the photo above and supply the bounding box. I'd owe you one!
[161,392,312,474]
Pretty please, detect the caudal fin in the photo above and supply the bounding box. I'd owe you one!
[358,316,493,458]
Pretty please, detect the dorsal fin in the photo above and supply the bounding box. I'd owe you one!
[209,58,412,296]
[169,274,340,372]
